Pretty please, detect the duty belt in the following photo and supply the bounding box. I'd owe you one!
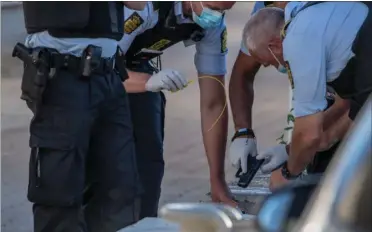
[48,53,116,74]
[13,43,128,80]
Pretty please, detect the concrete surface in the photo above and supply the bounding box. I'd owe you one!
[1,3,290,232]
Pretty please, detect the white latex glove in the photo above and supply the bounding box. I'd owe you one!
[145,69,188,92]
[256,144,288,174]
[229,138,258,173]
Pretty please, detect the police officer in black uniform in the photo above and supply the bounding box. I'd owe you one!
[119,1,237,218]
[13,2,146,232]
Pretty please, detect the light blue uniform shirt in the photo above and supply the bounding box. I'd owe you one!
[24,32,118,58]
[119,2,227,76]
[283,2,368,117]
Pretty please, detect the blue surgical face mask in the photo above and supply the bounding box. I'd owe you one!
[190,2,223,29]
[277,64,287,74]
[268,46,287,74]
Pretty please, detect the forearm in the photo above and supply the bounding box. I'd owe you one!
[123,70,150,93]
[201,103,228,179]
[229,75,254,130]
[287,114,323,176]
[199,76,228,180]
[317,97,350,150]
[288,112,350,153]
[287,97,350,152]
[323,95,350,130]
[288,132,320,175]
[288,115,350,153]
[228,53,260,131]
[319,110,352,150]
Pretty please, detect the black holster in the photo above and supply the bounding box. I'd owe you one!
[21,64,48,114]
[13,43,53,115]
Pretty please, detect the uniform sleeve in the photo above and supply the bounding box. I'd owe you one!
[194,18,227,76]
[240,1,266,56]
[283,32,328,118]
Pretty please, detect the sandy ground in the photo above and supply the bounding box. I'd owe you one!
[1,3,290,231]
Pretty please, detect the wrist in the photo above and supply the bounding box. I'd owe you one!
[232,128,255,141]
[234,124,252,132]
[124,79,148,93]
[281,161,301,180]
[287,159,304,176]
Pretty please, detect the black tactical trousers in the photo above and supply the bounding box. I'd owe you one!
[27,68,141,232]
[127,64,166,219]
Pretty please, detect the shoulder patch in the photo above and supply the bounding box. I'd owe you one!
[148,39,172,51]
[285,61,294,89]
[124,12,144,35]
[220,28,227,53]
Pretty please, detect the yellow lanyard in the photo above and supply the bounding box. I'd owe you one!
[171,76,227,132]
